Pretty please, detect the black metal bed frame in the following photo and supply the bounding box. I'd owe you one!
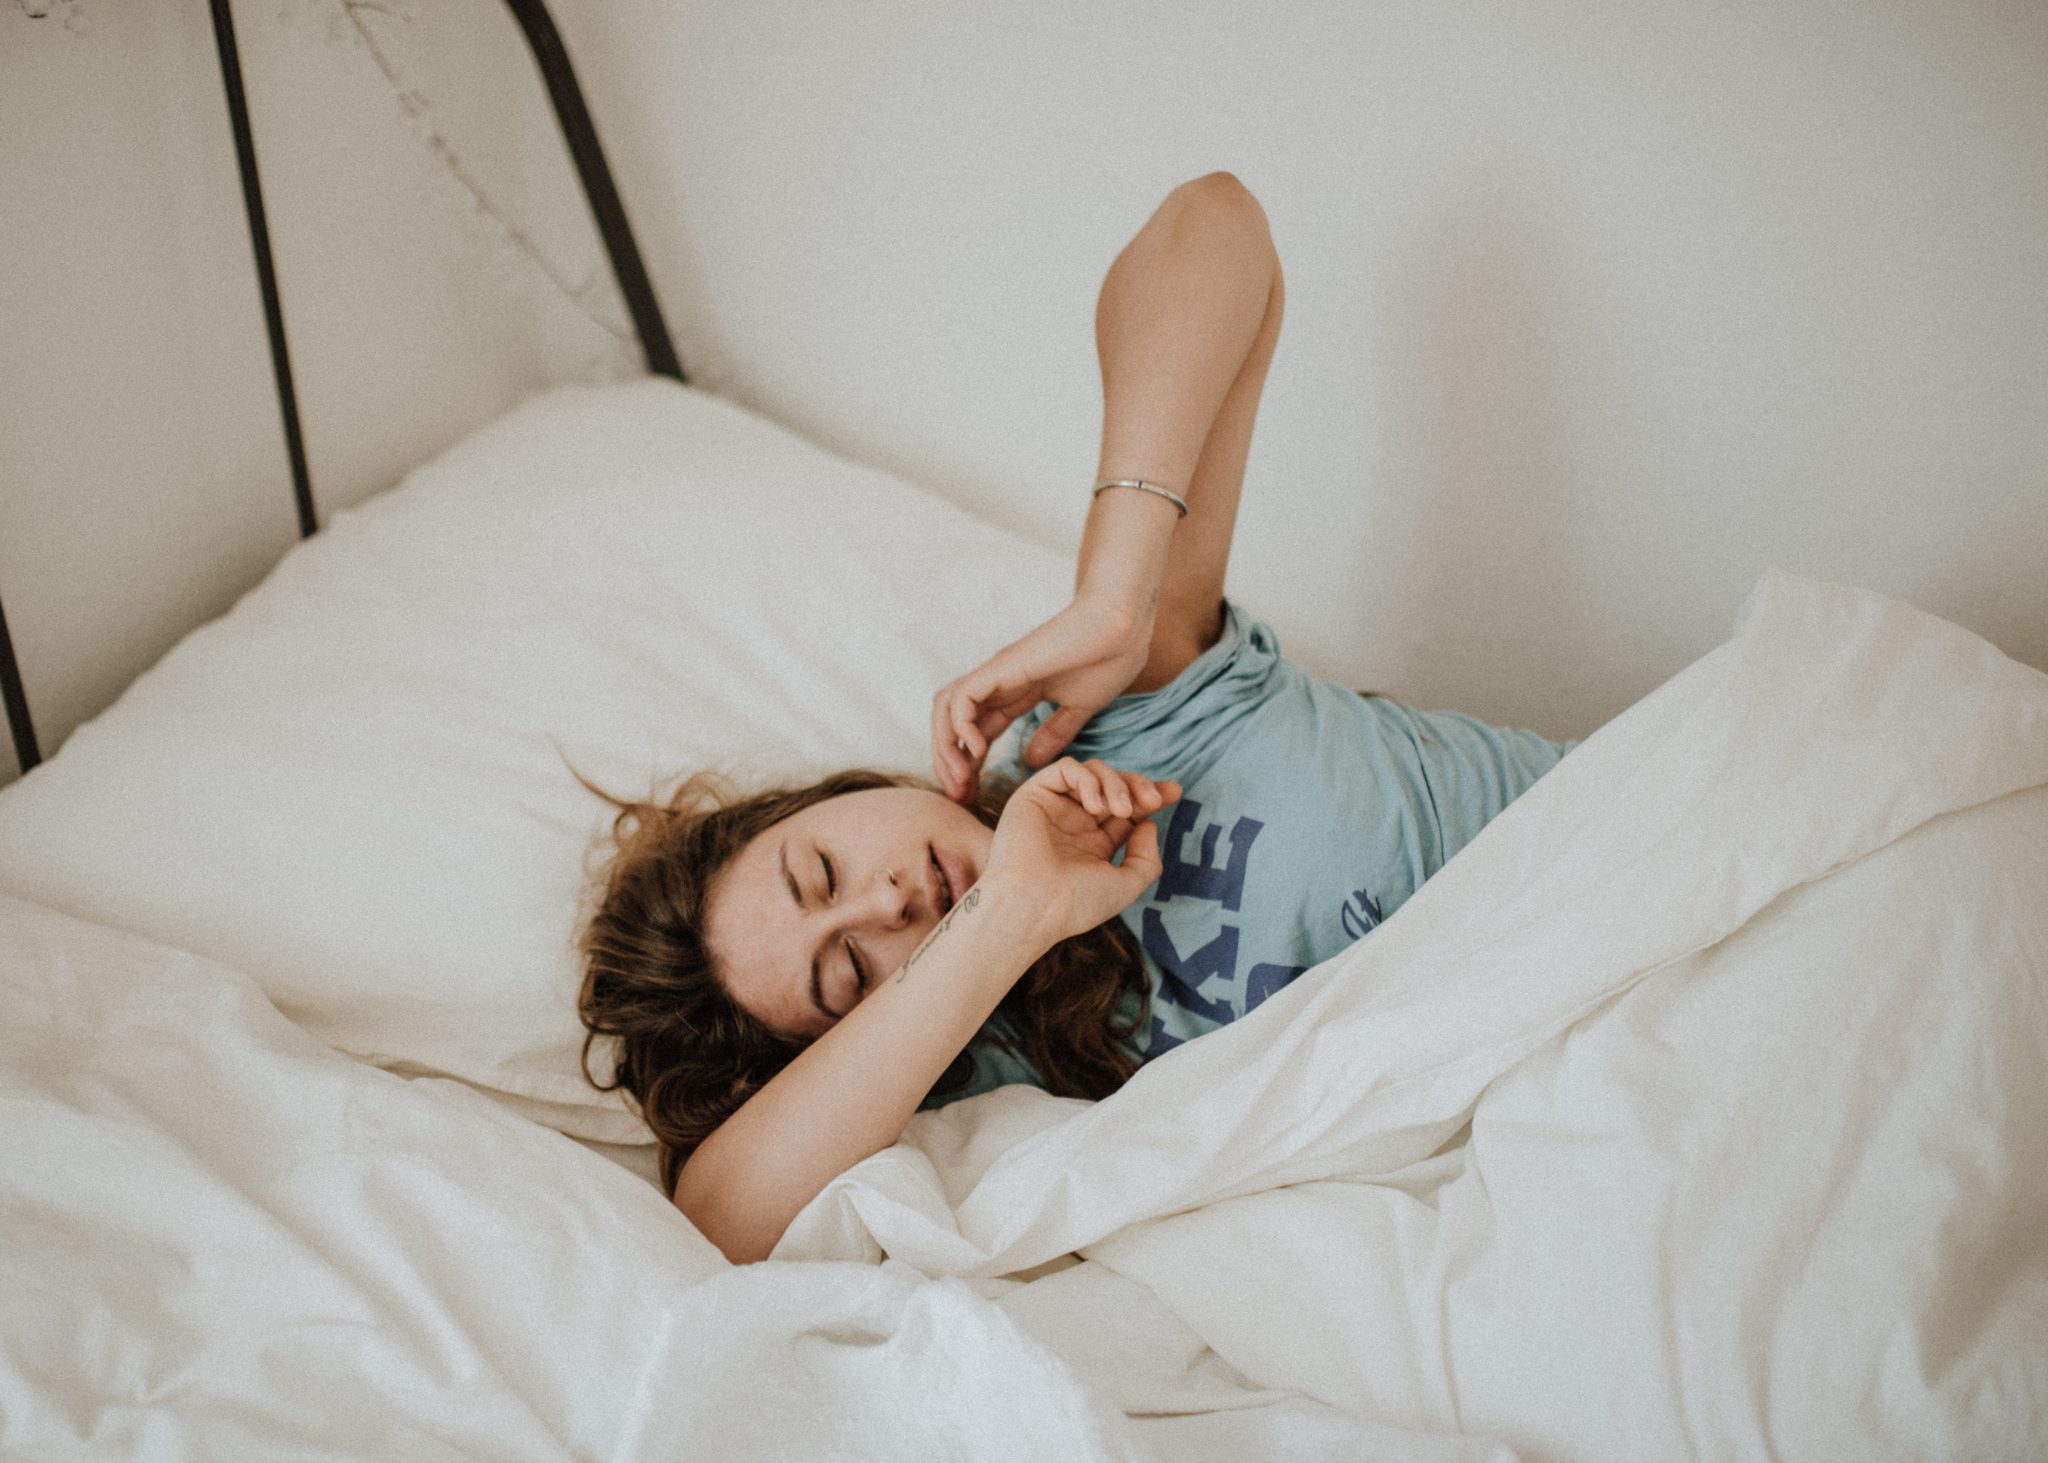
[0,0,683,775]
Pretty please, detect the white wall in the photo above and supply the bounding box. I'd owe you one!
[4,0,2043,788]
[564,0,2048,739]
[0,0,637,784]
[2,0,291,784]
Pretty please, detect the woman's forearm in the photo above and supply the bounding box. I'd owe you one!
[674,876,1049,1264]
[1076,172,1281,621]
[927,176,1282,793]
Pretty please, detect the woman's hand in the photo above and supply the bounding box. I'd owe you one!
[931,594,1154,802]
[979,759,1180,946]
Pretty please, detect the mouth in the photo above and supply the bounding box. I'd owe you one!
[927,844,955,916]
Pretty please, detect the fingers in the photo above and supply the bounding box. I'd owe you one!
[1044,758,1180,822]
[1117,815,1164,888]
[1021,704,1092,771]
[930,689,971,799]
[931,674,1005,801]
[975,695,1035,746]
[1102,764,1176,820]
[949,704,988,794]
[933,678,1109,802]
[1054,759,1111,818]
[930,682,957,791]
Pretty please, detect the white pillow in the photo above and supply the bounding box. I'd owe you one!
[0,380,1069,1142]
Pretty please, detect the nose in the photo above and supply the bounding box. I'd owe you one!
[855,867,913,930]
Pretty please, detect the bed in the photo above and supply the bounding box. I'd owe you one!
[3,9,2044,1462]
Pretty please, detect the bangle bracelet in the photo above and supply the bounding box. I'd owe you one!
[1092,478,1189,518]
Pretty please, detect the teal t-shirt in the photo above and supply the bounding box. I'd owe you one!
[927,600,1576,1106]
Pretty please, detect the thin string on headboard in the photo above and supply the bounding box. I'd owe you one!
[0,1,685,778]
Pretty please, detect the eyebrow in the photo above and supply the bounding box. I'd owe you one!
[779,838,834,1024]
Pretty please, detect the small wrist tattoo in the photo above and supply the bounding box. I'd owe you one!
[895,887,982,983]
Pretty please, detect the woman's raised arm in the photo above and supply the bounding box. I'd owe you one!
[1088,170,1284,688]
[933,172,1284,799]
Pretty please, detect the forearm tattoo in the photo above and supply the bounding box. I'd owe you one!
[894,887,982,984]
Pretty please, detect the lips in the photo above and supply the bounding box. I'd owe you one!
[927,844,955,915]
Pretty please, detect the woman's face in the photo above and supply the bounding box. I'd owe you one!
[704,787,996,1039]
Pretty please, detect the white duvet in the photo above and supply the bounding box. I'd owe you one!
[4,569,2045,1461]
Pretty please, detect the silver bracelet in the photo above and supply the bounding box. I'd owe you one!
[1092,478,1189,518]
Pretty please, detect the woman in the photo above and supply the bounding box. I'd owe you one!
[579,173,1574,1264]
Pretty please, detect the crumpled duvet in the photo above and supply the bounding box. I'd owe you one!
[4,570,2043,1461]
[779,570,2048,1459]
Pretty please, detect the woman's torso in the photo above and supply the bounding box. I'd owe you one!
[942,600,1577,1099]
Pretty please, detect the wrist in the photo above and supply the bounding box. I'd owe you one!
[1067,581,1154,658]
[968,865,1078,954]
[1073,486,1173,630]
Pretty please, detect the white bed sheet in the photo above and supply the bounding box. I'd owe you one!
[0,893,1493,1460]
[0,366,2040,1457]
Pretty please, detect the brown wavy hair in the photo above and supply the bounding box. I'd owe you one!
[577,767,1150,1192]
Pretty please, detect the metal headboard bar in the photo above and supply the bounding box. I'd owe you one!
[206,0,687,543]
[0,593,35,774]
[209,0,317,542]
[503,0,684,382]
[2,2,684,779]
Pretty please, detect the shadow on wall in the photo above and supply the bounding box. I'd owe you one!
[1370,166,1608,740]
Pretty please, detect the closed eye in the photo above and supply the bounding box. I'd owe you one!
[820,851,836,899]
